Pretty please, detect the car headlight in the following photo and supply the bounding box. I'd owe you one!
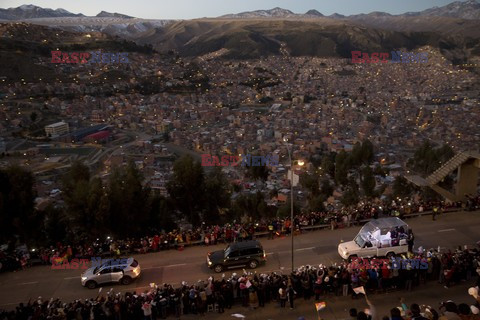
[81,276,87,281]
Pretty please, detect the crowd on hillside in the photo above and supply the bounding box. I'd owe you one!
[1,244,480,319]
[1,195,480,272]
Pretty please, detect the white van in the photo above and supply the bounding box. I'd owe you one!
[338,217,410,260]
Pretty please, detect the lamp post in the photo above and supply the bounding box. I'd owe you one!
[284,141,294,272]
[284,139,304,272]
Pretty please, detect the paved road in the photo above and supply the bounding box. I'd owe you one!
[1,210,479,311]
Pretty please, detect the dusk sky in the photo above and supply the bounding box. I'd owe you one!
[0,0,466,19]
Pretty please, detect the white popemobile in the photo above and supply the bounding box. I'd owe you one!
[338,217,411,260]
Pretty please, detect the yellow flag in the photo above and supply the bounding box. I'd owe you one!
[315,301,326,311]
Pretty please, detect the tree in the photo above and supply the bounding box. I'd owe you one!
[30,111,38,123]
[245,162,269,181]
[62,162,109,240]
[166,155,205,226]
[232,191,267,220]
[320,178,334,198]
[277,198,301,218]
[148,195,176,233]
[350,142,363,167]
[62,161,90,199]
[407,141,454,175]
[360,139,374,165]
[373,165,389,177]
[106,161,151,237]
[361,166,376,198]
[392,176,414,199]
[335,150,349,186]
[299,172,320,197]
[350,140,374,167]
[0,166,36,244]
[162,131,169,142]
[203,167,231,224]
[320,154,336,177]
[341,178,359,206]
[43,204,69,244]
[308,195,326,212]
[232,182,243,193]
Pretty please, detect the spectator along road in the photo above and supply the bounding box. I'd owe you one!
[0,210,479,313]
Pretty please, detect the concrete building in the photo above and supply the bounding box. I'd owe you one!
[45,121,69,138]
[287,169,300,187]
[406,151,480,201]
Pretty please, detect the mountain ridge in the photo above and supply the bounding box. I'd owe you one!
[218,1,480,20]
[0,4,84,20]
[96,11,134,19]
[1,1,480,21]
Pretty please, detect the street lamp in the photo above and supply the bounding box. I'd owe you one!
[283,138,304,273]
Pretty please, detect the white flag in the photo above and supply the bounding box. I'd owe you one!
[353,286,365,295]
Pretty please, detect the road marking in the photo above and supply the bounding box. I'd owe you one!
[64,276,80,280]
[142,263,187,270]
[295,247,315,251]
[266,252,274,256]
[438,228,455,232]
[165,263,187,268]
[19,281,38,285]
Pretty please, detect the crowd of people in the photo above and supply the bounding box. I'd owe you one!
[1,242,480,319]
[3,196,480,272]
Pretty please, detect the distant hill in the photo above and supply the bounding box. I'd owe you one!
[219,1,480,20]
[220,7,297,19]
[0,22,157,82]
[305,10,324,17]
[135,19,480,60]
[0,4,84,20]
[329,13,346,19]
[96,11,133,19]
[404,0,480,20]
[3,1,480,21]
[2,2,480,61]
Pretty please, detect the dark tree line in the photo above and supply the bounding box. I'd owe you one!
[0,141,456,246]
[0,166,36,247]
[0,155,269,246]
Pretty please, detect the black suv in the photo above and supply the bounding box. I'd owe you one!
[207,240,266,273]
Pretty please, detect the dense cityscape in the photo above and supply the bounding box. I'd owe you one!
[0,0,480,319]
